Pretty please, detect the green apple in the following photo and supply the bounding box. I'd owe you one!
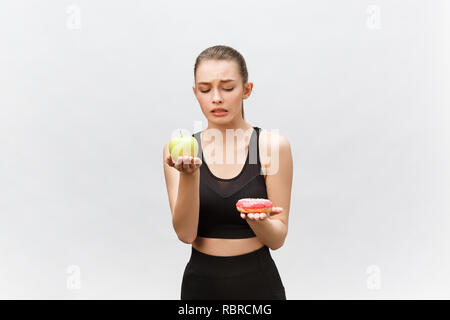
[169,133,199,162]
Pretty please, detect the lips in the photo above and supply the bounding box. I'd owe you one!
[211,108,228,113]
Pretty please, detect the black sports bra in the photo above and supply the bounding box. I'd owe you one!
[192,126,268,239]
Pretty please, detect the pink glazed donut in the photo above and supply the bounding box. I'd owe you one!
[236,198,273,214]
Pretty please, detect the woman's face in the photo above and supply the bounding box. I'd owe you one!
[193,59,252,124]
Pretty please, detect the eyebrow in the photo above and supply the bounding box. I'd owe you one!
[197,79,235,85]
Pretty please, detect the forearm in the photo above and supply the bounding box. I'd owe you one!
[247,218,287,250]
[172,170,199,243]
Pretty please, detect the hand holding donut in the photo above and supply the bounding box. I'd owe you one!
[236,198,283,220]
[244,207,283,220]
[166,154,202,175]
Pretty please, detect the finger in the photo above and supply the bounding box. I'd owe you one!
[184,156,190,169]
[188,156,195,170]
[247,213,254,219]
[260,213,267,220]
[270,207,283,215]
[193,157,202,166]
[175,157,183,169]
[176,158,186,172]
[188,157,201,170]
[185,157,194,171]
[174,157,180,168]
[240,213,246,219]
[180,156,188,169]
[166,154,173,166]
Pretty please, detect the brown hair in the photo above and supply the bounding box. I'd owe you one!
[194,45,249,120]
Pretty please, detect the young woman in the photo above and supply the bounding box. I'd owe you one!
[163,45,293,300]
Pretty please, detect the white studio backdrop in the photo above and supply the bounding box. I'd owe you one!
[0,0,449,299]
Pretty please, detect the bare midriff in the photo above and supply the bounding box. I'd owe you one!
[192,236,265,256]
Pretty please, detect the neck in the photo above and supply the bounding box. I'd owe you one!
[206,118,253,137]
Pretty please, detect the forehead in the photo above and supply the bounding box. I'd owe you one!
[196,59,240,84]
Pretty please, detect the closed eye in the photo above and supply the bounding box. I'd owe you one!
[200,88,234,93]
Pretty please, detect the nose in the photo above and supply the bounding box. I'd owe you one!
[212,88,223,104]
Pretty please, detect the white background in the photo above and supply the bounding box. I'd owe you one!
[1,0,449,299]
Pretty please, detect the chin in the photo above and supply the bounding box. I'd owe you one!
[209,116,234,123]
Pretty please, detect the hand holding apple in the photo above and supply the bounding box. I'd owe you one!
[166,154,202,174]
[166,131,202,174]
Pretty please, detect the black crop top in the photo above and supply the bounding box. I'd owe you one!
[191,126,268,239]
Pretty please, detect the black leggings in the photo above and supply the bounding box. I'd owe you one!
[181,245,286,300]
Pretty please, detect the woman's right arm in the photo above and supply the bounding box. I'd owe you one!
[163,142,202,244]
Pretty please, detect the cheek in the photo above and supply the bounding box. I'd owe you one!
[197,96,209,108]
[227,90,243,104]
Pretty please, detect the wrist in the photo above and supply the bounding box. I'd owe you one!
[180,169,199,178]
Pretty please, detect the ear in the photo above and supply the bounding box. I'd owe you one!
[192,86,196,95]
[243,82,253,99]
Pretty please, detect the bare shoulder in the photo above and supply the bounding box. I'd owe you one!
[258,129,291,174]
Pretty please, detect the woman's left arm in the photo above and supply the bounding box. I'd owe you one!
[245,132,293,250]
